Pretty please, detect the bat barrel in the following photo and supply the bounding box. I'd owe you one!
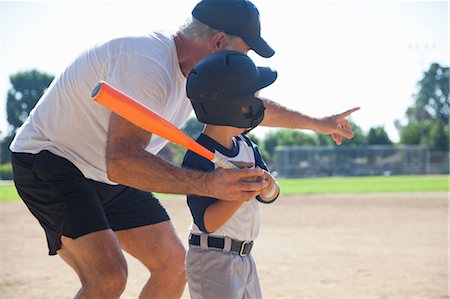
[91,81,215,161]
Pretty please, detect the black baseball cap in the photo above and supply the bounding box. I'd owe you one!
[192,0,275,58]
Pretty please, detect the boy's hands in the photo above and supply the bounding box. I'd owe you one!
[233,161,280,200]
[258,171,280,202]
[204,161,280,201]
[203,167,268,202]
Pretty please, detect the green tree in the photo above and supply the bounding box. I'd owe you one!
[263,129,317,160]
[426,119,449,151]
[6,69,54,133]
[367,126,392,145]
[412,63,449,123]
[1,69,54,163]
[399,120,432,145]
[315,132,335,146]
[398,63,449,150]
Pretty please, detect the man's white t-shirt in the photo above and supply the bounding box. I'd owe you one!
[10,32,192,184]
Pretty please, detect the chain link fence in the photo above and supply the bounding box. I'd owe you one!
[271,145,449,178]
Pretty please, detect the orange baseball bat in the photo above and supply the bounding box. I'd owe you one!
[91,81,237,169]
[91,81,277,198]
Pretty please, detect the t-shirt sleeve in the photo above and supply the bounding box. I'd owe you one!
[182,150,218,233]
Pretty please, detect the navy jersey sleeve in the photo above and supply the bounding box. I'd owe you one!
[239,135,268,171]
[253,144,268,171]
[182,149,218,233]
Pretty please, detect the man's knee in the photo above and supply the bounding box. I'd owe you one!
[59,231,129,298]
[100,267,128,295]
[84,264,128,298]
[168,244,186,276]
[153,242,186,277]
[159,244,186,287]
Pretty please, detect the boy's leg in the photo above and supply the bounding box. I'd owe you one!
[244,254,262,299]
[186,247,246,299]
[115,222,187,299]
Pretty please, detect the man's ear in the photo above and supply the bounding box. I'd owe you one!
[210,32,227,51]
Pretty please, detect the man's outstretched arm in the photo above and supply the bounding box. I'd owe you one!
[261,98,360,145]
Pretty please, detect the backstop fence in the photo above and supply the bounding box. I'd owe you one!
[271,145,449,178]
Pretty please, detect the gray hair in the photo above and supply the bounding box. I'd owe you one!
[179,17,240,45]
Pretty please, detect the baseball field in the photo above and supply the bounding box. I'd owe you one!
[0,176,448,298]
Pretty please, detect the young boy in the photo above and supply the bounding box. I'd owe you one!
[182,50,280,299]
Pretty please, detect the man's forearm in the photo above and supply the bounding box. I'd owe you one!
[106,113,270,201]
[107,148,207,196]
[260,98,319,131]
[261,98,360,139]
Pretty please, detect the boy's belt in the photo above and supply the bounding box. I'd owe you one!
[189,233,254,256]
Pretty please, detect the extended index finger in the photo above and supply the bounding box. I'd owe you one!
[335,107,360,120]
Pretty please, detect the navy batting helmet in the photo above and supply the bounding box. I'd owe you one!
[186,50,277,129]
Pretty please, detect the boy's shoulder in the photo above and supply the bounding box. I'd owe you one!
[236,134,262,154]
[182,134,216,172]
[236,134,255,147]
[236,134,268,171]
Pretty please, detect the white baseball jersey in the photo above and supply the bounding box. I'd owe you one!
[182,134,276,242]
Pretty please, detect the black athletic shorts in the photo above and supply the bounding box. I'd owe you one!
[11,150,170,255]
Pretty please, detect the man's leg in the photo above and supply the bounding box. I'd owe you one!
[58,229,128,299]
[11,151,128,298]
[115,221,186,299]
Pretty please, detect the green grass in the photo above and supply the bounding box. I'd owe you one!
[0,175,448,201]
[0,184,20,201]
[278,175,449,194]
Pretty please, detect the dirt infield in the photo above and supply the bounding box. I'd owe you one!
[1,192,448,299]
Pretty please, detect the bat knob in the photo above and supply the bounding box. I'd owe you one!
[92,81,104,99]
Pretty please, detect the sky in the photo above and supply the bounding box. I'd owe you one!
[1,0,448,142]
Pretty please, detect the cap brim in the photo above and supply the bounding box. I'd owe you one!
[254,66,277,91]
[244,36,275,58]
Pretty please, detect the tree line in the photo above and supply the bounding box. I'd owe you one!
[1,63,448,167]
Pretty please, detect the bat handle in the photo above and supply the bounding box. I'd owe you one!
[211,154,278,199]
[211,155,238,169]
